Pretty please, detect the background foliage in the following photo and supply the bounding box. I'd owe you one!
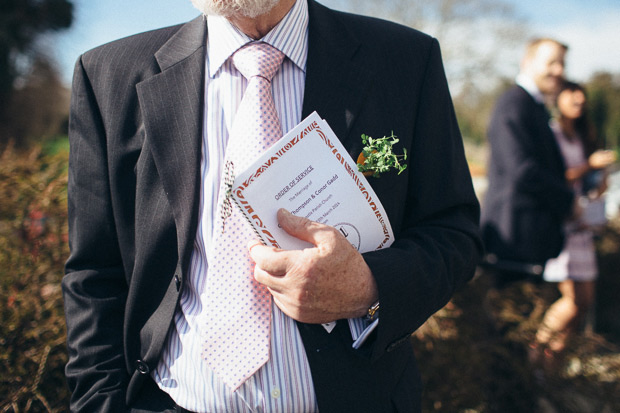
[0,142,70,412]
[0,0,73,149]
[0,0,72,99]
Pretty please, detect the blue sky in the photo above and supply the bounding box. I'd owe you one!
[53,0,620,85]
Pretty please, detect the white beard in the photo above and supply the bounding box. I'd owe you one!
[190,0,281,18]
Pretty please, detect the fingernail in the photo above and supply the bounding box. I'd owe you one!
[278,209,294,222]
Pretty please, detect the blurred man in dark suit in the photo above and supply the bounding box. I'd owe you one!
[482,38,574,275]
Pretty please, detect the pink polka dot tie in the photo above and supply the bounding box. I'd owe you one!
[202,42,285,390]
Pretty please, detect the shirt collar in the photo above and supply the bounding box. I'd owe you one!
[206,0,308,78]
[516,74,545,104]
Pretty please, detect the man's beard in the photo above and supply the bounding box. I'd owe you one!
[190,0,281,18]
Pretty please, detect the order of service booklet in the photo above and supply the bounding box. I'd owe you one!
[231,111,394,253]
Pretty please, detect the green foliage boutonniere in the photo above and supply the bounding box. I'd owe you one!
[356,132,407,178]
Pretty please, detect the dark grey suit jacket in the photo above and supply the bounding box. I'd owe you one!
[63,1,482,411]
[481,85,573,265]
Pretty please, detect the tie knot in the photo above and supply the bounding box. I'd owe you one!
[232,42,285,82]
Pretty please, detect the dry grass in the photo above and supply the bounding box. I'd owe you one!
[412,222,620,412]
[0,143,70,413]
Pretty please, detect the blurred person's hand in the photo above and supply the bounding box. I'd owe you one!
[588,150,616,170]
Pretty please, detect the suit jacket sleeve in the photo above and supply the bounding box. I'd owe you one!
[62,55,130,412]
[361,38,482,360]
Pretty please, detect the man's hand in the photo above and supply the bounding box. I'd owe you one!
[248,209,378,324]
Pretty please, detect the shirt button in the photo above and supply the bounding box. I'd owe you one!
[271,388,281,399]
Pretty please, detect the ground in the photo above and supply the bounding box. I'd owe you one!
[412,220,620,412]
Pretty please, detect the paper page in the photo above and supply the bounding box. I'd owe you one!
[231,111,394,253]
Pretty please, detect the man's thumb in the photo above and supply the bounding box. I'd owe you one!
[277,208,319,246]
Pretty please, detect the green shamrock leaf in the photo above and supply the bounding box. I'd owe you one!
[357,132,407,178]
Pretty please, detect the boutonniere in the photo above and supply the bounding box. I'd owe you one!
[356,132,407,178]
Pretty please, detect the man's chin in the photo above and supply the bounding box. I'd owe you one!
[191,0,279,19]
[539,78,562,96]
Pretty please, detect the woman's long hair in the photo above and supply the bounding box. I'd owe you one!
[557,81,598,156]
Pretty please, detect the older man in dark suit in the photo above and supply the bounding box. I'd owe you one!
[62,0,481,411]
[481,38,574,275]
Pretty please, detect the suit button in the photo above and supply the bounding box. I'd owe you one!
[174,274,181,291]
[135,360,150,374]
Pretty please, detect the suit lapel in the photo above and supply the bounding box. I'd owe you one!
[303,0,375,147]
[136,16,206,262]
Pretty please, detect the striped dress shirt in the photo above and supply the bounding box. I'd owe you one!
[153,2,320,412]
[154,1,367,411]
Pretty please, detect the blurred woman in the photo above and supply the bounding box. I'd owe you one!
[531,81,616,365]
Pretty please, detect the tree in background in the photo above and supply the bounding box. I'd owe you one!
[326,0,620,154]
[588,72,620,151]
[0,0,73,148]
[324,0,526,146]
[327,0,525,94]
[454,73,620,152]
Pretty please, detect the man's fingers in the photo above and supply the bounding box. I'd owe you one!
[248,240,294,276]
